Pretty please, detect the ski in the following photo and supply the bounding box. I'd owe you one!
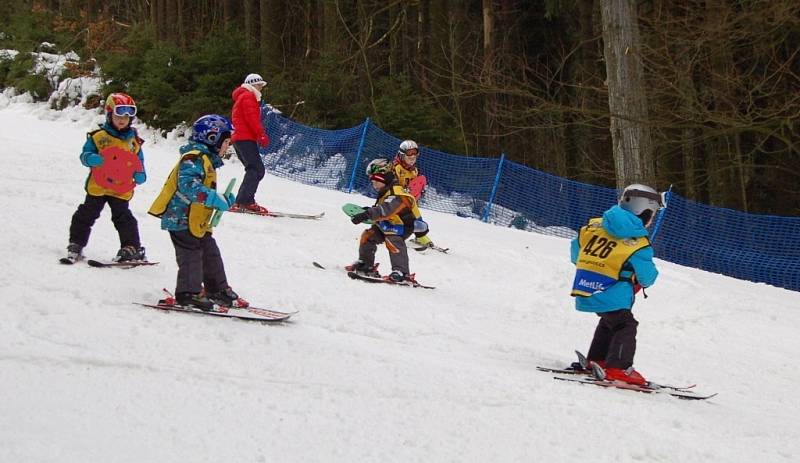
[135,301,296,322]
[312,261,326,269]
[59,256,83,265]
[537,350,696,391]
[409,238,450,253]
[536,366,696,391]
[87,260,159,269]
[535,365,591,376]
[551,375,716,400]
[412,243,450,254]
[267,210,325,219]
[346,270,435,289]
[231,209,325,220]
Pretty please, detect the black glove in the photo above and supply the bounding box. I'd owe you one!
[351,211,370,224]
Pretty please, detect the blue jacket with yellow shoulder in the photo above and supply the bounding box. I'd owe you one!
[570,205,658,313]
[148,142,223,237]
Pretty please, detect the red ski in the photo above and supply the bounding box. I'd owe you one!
[135,290,296,323]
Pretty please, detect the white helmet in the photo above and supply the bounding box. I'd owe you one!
[398,140,419,156]
[619,184,664,226]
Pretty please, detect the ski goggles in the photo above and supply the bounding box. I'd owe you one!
[624,189,667,209]
[113,105,137,117]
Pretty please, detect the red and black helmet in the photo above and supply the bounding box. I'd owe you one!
[105,93,137,117]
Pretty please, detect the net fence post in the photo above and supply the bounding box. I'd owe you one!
[348,117,371,193]
[482,153,506,222]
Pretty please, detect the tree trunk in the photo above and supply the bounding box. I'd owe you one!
[149,0,159,39]
[176,0,185,49]
[86,0,96,21]
[482,0,499,155]
[677,57,699,201]
[446,13,469,155]
[222,0,234,30]
[244,0,258,46]
[165,0,177,42]
[704,0,747,211]
[567,0,604,182]
[600,0,654,188]
[304,0,317,59]
[416,0,429,92]
[388,1,400,76]
[260,0,283,72]
[321,0,339,55]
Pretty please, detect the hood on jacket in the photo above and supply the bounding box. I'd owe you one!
[180,141,224,169]
[602,205,650,239]
[232,84,262,103]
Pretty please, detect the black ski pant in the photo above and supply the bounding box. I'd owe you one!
[69,194,140,248]
[169,230,229,295]
[586,309,639,370]
[358,227,410,275]
[233,140,265,205]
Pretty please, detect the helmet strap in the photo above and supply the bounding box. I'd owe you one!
[638,209,655,227]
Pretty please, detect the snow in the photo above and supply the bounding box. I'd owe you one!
[1,100,799,463]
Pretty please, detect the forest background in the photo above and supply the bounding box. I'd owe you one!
[1,0,797,216]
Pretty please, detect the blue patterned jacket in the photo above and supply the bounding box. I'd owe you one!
[158,142,224,232]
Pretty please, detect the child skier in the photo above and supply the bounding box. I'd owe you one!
[63,93,147,264]
[148,115,247,311]
[348,158,426,284]
[390,140,434,248]
[569,184,663,385]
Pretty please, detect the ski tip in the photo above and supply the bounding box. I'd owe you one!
[312,261,325,269]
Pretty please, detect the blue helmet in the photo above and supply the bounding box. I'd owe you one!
[190,115,233,149]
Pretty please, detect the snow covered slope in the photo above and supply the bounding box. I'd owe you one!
[1,101,799,462]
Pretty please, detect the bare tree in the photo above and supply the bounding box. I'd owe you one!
[482,0,499,155]
[601,0,654,188]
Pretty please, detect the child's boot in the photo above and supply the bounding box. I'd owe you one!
[66,243,84,262]
[604,367,647,386]
[347,260,380,278]
[113,245,146,263]
[175,292,214,311]
[206,287,249,308]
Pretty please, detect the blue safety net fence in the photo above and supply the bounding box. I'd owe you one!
[262,110,800,292]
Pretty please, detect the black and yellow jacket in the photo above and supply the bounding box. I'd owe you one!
[391,158,419,188]
[364,183,422,237]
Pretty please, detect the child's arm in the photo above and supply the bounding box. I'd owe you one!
[175,157,232,210]
[133,146,146,184]
[629,247,658,287]
[368,195,413,221]
[570,237,580,264]
[79,135,102,167]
